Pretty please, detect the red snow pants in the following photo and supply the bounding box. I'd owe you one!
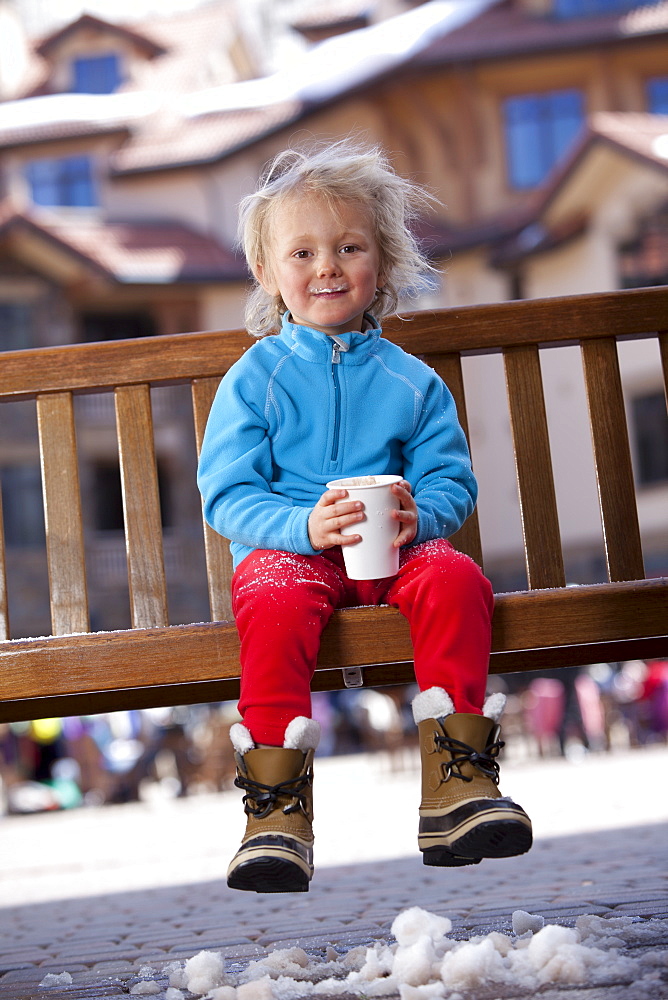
[231,538,494,746]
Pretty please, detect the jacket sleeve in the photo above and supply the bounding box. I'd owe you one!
[196,357,316,555]
[404,371,478,544]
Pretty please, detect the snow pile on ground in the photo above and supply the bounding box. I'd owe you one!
[107,908,666,999]
[38,907,668,997]
[39,971,73,987]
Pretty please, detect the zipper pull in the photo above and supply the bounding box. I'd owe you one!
[331,335,348,363]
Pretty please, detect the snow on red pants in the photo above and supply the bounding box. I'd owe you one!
[231,538,494,746]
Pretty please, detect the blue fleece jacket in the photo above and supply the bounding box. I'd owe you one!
[197,313,478,570]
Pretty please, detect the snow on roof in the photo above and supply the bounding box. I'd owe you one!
[0,0,498,140]
[180,0,499,116]
[621,0,668,36]
[0,91,162,135]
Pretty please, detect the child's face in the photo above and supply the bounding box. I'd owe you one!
[256,191,384,337]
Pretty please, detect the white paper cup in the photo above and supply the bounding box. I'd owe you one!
[326,474,403,580]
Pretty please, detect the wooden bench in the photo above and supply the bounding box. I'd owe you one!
[0,287,666,724]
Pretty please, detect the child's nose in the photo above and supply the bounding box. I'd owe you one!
[317,253,341,276]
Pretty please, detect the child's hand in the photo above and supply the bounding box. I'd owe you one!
[308,489,364,550]
[391,480,418,547]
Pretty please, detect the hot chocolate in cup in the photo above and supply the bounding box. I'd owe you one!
[326,474,403,580]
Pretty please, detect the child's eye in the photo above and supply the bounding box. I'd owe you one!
[340,244,359,254]
[292,249,311,259]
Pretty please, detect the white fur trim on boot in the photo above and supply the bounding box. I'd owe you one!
[229,722,255,755]
[229,718,321,754]
[412,687,507,724]
[483,692,506,722]
[283,717,321,751]
[412,687,456,725]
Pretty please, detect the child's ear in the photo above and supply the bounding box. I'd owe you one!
[255,261,279,296]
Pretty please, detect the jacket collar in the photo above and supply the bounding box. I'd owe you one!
[278,312,382,364]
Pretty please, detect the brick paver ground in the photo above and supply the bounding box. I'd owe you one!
[1,746,667,999]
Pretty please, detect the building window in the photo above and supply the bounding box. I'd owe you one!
[619,204,668,288]
[632,392,668,485]
[0,465,45,548]
[504,89,584,189]
[648,77,668,114]
[91,460,172,531]
[71,53,122,94]
[25,155,97,208]
[0,302,36,351]
[80,311,157,342]
[554,0,651,17]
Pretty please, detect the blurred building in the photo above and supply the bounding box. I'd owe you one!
[0,0,667,635]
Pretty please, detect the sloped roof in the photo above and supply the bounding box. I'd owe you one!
[412,0,668,65]
[178,0,499,116]
[0,107,132,150]
[111,0,500,173]
[490,112,668,264]
[413,111,668,266]
[47,218,246,283]
[111,102,303,174]
[536,112,668,216]
[5,2,668,179]
[0,208,245,284]
[291,0,372,39]
[18,1,249,104]
[290,0,372,27]
[36,13,166,59]
[4,1,501,172]
[411,208,534,257]
[587,110,668,167]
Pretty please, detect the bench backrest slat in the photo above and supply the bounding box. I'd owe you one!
[504,345,566,590]
[191,376,233,622]
[581,337,645,582]
[36,391,89,635]
[115,384,169,627]
[429,352,483,567]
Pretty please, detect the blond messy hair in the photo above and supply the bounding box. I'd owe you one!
[238,139,439,337]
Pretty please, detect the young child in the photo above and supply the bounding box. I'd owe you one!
[197,141,532,893]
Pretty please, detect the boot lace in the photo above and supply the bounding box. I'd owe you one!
[235,769,312,820]
[434,733,505,784]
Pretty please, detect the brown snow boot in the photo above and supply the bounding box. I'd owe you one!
[413,688,532,867]
[226,718,318,893]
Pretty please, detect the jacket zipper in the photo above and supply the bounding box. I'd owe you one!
[331,341,342,463]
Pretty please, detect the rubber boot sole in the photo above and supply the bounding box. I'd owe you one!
[419,798,533,865]
[226,834,314,893]
[421,848,482,867]
[227,855,311,893]
[456,815,532,858]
